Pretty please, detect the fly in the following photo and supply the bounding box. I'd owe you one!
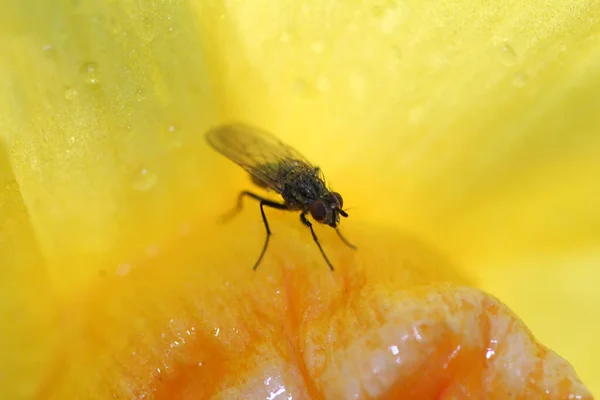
[205,122,356,271]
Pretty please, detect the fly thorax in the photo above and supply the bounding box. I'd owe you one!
[282,168,324,207]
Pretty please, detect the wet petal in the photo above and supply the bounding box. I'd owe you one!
[27,220,590,398]
[0,1,221,291]
[0,0,596,397]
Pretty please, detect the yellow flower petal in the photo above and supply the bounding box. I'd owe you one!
[0,146,57,399]
[0,1,223,291]
[196,0,600,392]
[0,0,597,397]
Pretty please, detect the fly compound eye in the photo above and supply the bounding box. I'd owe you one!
[332,192,343,209]
[310,199,328,222]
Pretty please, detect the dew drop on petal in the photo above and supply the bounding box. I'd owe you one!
[166,124,183,147]
[135,89,147,102]
[4,179,18,192]
[132,167,157,191]
[496,41,517,66]
[64,88,79,101]
[81,62,100,86]
[513,72,529,87]
[42,43,56,58]
[116,263,131,276]
[146,245,160,257]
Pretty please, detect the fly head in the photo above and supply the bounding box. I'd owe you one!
[309,191,347,228]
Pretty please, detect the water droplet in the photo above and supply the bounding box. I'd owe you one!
[135,89,147,102]
[109,16,123,35]
[31,156,39,170]
[64,88,79,101]
[42,44,56,58]
[166,124,183,147]
[81,62,99,85]
[513,73,529,87]
[497,42,517,66]
[139,15,156,42]
[116,263,131,276]
[4,179,18,192]
[132,168,157,191]
[146,245,160,257]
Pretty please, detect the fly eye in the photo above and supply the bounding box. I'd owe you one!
[332,192,343,209]
[310,199,328,222]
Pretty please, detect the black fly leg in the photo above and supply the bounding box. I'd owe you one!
[300,212,335,271]
[218,190,251,224]
[335,228,357,250]
[219,191,288,270]
[253,198,288,270]
[335,209,357,249]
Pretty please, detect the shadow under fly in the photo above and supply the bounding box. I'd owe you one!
[205,122,357,271]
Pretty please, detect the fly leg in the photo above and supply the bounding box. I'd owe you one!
[335,229,357,250]
[218,190,251,224]
[300,212,335,271]
[219,191,288,270]
[254,198,288,270]
[335,209,357,249]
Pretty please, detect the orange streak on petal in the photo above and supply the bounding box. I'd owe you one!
[36,218,591,399]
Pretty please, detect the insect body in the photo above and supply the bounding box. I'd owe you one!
[205,122,356,271]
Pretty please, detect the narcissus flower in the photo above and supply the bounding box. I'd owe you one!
[1,0,598,398]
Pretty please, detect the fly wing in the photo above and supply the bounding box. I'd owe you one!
[205,122,314,193]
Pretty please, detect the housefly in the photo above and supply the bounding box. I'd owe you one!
[205,122,356,271]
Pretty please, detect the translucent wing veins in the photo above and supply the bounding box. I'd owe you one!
[205,122,315,194]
